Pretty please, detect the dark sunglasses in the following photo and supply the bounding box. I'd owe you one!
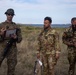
[7,14,14,16]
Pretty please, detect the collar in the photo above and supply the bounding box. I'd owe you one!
[44,27,51,31]
[5,20,13,24]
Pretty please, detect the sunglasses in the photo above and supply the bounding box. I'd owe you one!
[7,14,14,16]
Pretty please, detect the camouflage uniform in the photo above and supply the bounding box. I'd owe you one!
[0,21,22,75]
[37,28,61,75]
[62,26,76,75]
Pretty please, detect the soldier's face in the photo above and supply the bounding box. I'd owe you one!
[72,20,76,31]
[44,20,51,29]
[6,14,14,21]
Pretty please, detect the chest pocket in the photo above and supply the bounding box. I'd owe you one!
[40,35,47,44]
[47,34,55,45]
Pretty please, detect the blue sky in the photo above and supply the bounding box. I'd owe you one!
[0,0,76,24]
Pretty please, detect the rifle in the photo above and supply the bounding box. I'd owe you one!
[34,59,43,75]
[0,37,17,66]
[0,28,18,66]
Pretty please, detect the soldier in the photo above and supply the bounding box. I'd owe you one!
[36,17,61,75]
[62,17,76,75]
[0,8,22,75]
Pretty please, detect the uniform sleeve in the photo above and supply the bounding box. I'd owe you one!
[62,32,68,45]
[54,32,61,54]
[62,30,74,46]
[36,37,41,54]
[0,23,4,42]
[16,27,22,43]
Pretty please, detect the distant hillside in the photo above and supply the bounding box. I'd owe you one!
[17,23,71,28]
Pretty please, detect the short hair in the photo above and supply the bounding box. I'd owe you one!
[71,17,76,22]
[44,17,52,23]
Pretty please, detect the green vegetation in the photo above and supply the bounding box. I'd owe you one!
[0,25,76,75]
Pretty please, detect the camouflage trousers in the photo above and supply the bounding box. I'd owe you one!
[0,42,17,75]
[68,47,76,75]
[38,53,57,75]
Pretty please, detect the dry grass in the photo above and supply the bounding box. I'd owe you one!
[0,25,76,75]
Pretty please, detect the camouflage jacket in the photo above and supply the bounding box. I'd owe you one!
[0,21,22,44]
[62,26,76,47]
[37,28,61,54]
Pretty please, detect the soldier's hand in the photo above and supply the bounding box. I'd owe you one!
[0,27,6,35]
[11,34,17,39]
[37,53,40,59]
[56,53,60,60]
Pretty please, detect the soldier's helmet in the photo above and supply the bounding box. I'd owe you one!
[5,8,15,15]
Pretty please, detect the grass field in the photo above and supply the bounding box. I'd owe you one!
[0,25,76,75]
